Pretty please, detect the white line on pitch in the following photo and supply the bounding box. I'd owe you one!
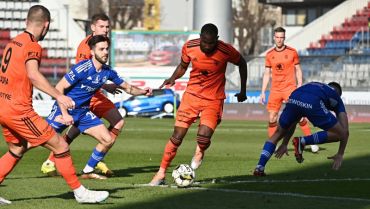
[189,187,370,203]
[211,178,370,184]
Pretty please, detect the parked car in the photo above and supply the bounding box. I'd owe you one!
[115,89,181,117]
[148,45,181,66]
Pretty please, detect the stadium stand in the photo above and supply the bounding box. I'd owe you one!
[0,0,72,79]
[304,3,370,56]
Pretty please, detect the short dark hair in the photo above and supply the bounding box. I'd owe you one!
[27,5,50,23]
[91,13,110,24]
[328,82,342,96]
[274,27,286,33]
[200,23,218,37]
[88,35,110,49]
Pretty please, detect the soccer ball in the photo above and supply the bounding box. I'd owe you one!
[172,164,195,187]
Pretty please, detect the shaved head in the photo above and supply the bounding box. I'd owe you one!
[27,5,50,24]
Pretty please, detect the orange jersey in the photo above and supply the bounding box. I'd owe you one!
[265,46,299,92]
[0,31,42,115]
[182,39,241,100]
[75,34,93,63]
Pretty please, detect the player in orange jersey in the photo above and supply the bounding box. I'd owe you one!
[0,5,108,204]
[41,13,122,178]
[260,27,319,153]
[149,23,248,185]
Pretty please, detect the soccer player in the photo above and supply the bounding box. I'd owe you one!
[149,23,248,185]
[260,27,319,153]
[41,13,122,177]
[253,82,349,176]
[46,35,152,180]
[0,5,108,204]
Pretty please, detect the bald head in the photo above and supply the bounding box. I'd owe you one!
[27,5,50,24]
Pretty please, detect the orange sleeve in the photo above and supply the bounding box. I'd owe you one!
[265,54,271,68]
[226,44,241,65]
[23,42,42,64]
[75,42,91,63]
[181,42,191,64]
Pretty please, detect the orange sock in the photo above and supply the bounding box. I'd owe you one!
[0,151,21,183]
[54,150,81,190]
[299,118,311,136]
[268,122,277,138]
[48,134,72,163]
[159,140,179,170]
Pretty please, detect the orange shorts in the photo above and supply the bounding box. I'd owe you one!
[267,89,295,112]
[0,110,56,147]
[89,90,116,118]
[175,92,223,130]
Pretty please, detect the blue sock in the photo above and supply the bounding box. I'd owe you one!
[87,148,106,169]
[301,131,328,145]
[256,141,276,170]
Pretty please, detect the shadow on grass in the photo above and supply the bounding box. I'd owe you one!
[112,166,159,177]
[11,186,134,203]
[105,154,370,209]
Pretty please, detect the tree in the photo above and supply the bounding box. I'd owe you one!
[233,0,279,56]
[88,0,144,30]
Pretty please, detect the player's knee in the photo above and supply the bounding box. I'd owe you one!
[113,118,125,130]
[299,118,308,126]
[108,125,122,139]
[197,134,211,151]
[268,121,277,128]
[8,146,25,158]
[170,135,183,146]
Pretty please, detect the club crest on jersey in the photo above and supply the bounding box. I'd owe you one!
[102,76,108,83]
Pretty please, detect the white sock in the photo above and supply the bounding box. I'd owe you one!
[83,165,94,173]
[73,185,86,196]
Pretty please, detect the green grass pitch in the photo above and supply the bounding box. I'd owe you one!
[0,118,369,209]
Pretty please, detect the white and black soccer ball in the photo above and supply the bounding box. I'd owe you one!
[172,164,195,187]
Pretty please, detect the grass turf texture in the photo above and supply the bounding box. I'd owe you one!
[0,118,369,209]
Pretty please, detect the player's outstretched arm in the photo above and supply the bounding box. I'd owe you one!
[327,112,349,170]
[234,57,247,102]
[120,82,152,96]
[159,61,188,89]
[260,67,271,104]
[54,77,74,125]
[295,64,303,87]
[101,83,123,94]
[26,60,75,110]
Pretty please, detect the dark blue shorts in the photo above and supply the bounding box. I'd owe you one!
[279,91,338,131]
[46,104,103,133]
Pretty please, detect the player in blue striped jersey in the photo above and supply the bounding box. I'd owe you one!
[46,35,152,179]
[254,82,349,176]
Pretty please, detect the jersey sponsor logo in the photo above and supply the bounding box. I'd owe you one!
[81,84,96,92]
[288,98,313,109]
